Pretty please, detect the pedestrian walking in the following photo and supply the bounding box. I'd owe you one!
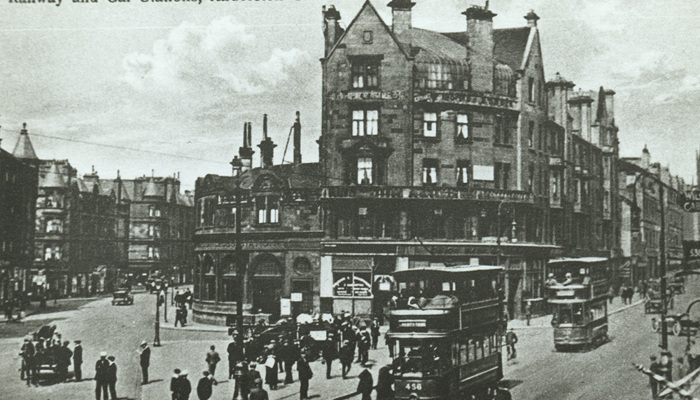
[649,355,661,399]
[181,304,189,326]
[107,355,118,400]
[196,370,217,400]
[340,340,353,379]
[205,345,220,377]
[243,362,261,399]
[233,361,250,400]
[249,378,269,400]
[185,289,193,310]
[386,336,394,358]
[370,318,380,350]
[264,351,278,391]
[376,365,394,400]
[228,338,244,379]
[322,336,338,379]
[171,368,182,400]
[359,330,371,365]
[525,301,532,326]
[357,367,374,400]
[505,328,518,360]
[74,340,83,381]
[95,352,110,400]
[139,340,151,384]
[19,338,35,386]
[281,339,299,384]
[175,307,183,327]
[179,370,192,400]
[297,350,313,400]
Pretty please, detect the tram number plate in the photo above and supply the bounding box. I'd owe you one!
[557,290,575,297]
[405,383,423,391]
[399,320,427,328]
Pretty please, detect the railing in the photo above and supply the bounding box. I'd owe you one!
[322,186,534,203]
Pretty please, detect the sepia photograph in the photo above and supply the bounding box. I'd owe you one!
[1,0,700,399]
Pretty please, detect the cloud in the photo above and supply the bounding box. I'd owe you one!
[121,16,313,97]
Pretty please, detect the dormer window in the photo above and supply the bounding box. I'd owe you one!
[352,61,379,89]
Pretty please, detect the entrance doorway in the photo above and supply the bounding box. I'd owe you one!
[252,278,281,317]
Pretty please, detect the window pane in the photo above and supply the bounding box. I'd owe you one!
[258,208,266,224]
[457,114,469,139]
[367,110,379,136]
[424,113,437,137]
[358,157,373,184]
[352,110,364,136]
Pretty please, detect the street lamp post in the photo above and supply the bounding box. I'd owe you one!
[154,292,161,347]
[163,288,168,323]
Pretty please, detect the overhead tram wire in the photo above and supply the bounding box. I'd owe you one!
[11,127,349,184]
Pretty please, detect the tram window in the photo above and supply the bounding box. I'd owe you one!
[483,338,490,355]
[460,342,468,364]
[557,305,572,324]
[573,303,584,325]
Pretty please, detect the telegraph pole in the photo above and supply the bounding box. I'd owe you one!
[235,181,244,348]
[659,183,668,350]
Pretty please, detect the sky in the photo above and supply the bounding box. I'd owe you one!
[1,0,699,190]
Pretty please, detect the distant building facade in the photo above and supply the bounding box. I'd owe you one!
[619,147,687,285]
[0,125,38,301]
[102,175,194,285]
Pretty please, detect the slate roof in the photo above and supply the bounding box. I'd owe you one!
[42,163,67,188]
[12,128,38,160]
[441,27,531,70]
[412,28,470,65]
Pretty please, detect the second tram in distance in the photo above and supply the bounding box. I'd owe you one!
[387,265,505,400]
[546,257,610,351]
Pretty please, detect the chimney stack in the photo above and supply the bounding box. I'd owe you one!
[322,5,343,56]
[258,114,277,169]
[524,10,539,28]
[239,122,255,173]
[463,4,496,93]
[388,0,415,47]
[604,89,616,118]
[293,111,302,165]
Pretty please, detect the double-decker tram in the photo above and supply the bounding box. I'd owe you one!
[546,257,610,351]
[387,265,504,400]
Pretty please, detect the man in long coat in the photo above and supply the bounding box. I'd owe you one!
[73,340,83,381]
[297,351,313,400]
[106,356,118,400]
[357,368,374,400]
[95,352,110,400]
[140,341,151,384]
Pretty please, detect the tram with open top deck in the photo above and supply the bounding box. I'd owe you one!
[387,265,505,400]
[546,257,610,351]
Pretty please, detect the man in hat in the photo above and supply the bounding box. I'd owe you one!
[139,340,151,384]
[281,339,299,384]
[107,355,118,400]
[196,370,217,400]
[370,318,380,350]
[57,340,73,381]
[20,337,35,385]
[249,378,269,400]
[227,336,244,379]
[205,345,220,378]
[95,352,110,400]
[73,340,83,381]
[658,351,673,398]
[171,368,182,400]
[322,335,338,379]
[179,370,192,400]
[340,340,354,379]
[649,355,661,399]
[297,350,313,400]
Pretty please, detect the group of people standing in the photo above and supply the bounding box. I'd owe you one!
[19,325,81,386]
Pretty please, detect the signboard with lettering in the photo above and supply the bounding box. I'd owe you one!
[398,319,427,328]
[684,241,700,263]
[328,90,406,101]
[683,189,700,212]
[333,273,372,297]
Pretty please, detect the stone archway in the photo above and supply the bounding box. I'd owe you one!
[250,253,284,318]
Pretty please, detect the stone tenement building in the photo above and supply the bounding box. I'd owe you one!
[193,0,624,323]
[319,1,618,319]
[619,147,687,286]
[0,125,38,302]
